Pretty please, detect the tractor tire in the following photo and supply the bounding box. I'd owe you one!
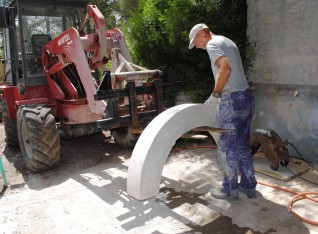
[112,127,138,148]
[1,101,19,147]
[17,105,60,172]
[0,106,2,122]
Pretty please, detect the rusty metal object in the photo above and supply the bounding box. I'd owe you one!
[250,129,289,171]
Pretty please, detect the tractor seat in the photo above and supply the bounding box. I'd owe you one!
[31,34,52,56]
[30,34,51,72]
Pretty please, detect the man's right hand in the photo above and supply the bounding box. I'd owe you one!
[204,93,219,108]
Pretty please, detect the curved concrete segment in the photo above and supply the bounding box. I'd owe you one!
[127,104,218,200]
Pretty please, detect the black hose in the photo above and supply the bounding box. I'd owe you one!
[287,142,314,168]
[280,142,317,186]
[282,164,318,186]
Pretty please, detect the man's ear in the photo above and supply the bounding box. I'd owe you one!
[198,30,205,36]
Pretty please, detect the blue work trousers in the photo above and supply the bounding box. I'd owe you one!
[217,89,257,197]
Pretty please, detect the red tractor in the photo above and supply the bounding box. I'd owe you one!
[0,0,179,172]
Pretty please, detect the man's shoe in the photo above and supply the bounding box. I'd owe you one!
[209,188,238,200]
[239,186,256,199]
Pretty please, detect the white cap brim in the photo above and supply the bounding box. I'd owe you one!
[189,38,195,49]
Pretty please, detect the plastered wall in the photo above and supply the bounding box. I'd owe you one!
[247,0,318,85]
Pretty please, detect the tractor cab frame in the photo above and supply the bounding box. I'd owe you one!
[0,0,181,172]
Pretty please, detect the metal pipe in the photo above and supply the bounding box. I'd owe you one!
[118,53,134,72]
[128,62,147,71]
[1,60,5,82]
[112,70,162,81]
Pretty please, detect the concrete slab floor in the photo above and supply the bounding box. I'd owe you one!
[0,133,318,233]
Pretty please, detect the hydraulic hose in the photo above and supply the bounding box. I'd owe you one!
[257,180,318,226]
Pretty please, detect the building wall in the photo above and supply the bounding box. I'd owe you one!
[247,0,318,163]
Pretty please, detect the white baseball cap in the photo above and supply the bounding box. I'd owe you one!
[188,23,209,49]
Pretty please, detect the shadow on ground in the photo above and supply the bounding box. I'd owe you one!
[1,131,311,234]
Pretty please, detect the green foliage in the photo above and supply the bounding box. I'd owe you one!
[89,0,118,28]
[0,34,3,82]
[89,0,138,28]
[0,34,2,58]
[244,38,256,77]
[121,0,255,102]
[0,0,10,6]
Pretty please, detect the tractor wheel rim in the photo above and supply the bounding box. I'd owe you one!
[21,121,32,159]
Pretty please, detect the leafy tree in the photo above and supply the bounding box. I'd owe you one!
[121,0,254,102]
[0,33,2,82]
[89,0,131,28]
[0,0,10,82]
[104,0,138,25]
[0,0,10,6]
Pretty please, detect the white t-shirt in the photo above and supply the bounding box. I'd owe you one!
[206,35,249,93]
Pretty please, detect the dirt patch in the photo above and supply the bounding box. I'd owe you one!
[0,126,127,186]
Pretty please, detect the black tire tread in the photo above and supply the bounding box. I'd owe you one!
[1,101,19,147]
[112,128,137,149]
[17,105,60,172]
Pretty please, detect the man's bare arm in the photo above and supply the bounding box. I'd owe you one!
[214,56,231,93]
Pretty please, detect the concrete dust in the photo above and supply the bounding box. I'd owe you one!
[0,123,318,233]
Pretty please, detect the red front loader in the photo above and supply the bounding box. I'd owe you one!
[0,0,180,172]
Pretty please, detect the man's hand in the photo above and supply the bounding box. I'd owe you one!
[204,92,220,131]
[204,92,219,108]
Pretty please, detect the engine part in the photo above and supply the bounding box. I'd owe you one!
[250,128,289,171]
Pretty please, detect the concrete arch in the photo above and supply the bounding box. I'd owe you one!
[127,104,219,200]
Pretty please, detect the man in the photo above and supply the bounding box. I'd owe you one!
[189,23,257,200]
